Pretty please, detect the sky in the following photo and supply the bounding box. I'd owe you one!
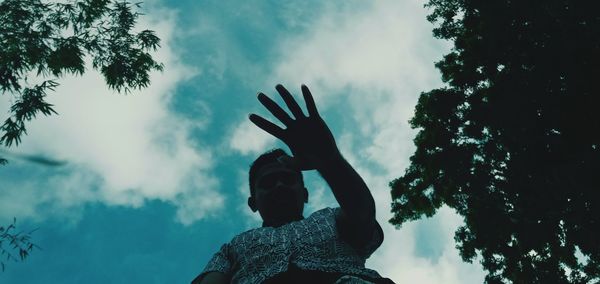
[0,0,487,283]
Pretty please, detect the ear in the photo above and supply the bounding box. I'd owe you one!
[303,187,309,203]
[248,196,257,212]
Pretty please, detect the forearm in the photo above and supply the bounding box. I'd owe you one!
[317,152,376,224]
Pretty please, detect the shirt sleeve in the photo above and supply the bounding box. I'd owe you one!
[191,243,233,283]
[361,220,384,258]
[333,207,384,259]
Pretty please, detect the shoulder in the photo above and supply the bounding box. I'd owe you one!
[306,207,338,221]
[230,225,273,245]
[300,207,339,231]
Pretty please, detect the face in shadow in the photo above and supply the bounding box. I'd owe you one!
[248,161,308,227]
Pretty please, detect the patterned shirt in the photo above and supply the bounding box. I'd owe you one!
[195,207,384,284]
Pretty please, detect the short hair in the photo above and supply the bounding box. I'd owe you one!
[248,148,303,196]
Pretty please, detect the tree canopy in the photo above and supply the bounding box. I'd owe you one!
[0,0,163,164]
[390,0,599,283]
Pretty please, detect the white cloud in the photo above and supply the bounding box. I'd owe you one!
[0,5,223,225]
[228,118,276,156]
[175,173,223,225]
[269,0,485,282]
[366,170,485,283]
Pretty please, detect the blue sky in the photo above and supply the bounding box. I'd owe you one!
[1,0,486,283]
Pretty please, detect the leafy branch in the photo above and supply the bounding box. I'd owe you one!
[0,219,40,272]
[0,0,163,154]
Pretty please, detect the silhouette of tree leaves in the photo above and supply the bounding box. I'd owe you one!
[0,0,163,152]
[390,1,599,283]
[0,219,39,272]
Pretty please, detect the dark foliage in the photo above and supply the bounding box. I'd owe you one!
[390,1,599,283]
[0,219,39,272]
[0,0,163,152]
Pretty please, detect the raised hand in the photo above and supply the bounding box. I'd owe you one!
[249,84,340,170]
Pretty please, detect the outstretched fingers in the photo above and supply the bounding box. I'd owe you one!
[257,93,293,125]
[301,84,319,117]
[276,84,306,119]
[249,114,285,140]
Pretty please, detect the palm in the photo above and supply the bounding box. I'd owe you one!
[249,84,339,170]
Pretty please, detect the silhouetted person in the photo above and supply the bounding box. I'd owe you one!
[192,85,394,284]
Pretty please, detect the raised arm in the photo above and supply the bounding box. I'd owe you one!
[249,84,378,247]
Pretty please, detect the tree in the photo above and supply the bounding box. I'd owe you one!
[0,0,163,162]
[0,219,38,272]
[0,0,163,269]
[389,1,599,283]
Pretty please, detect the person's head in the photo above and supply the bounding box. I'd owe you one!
[247,149,308,227]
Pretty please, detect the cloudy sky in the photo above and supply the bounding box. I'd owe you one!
[0,0,486,283]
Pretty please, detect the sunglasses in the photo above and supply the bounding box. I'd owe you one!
[257,171,301,189]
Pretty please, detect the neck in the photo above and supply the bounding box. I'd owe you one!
[262,214,304,228]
